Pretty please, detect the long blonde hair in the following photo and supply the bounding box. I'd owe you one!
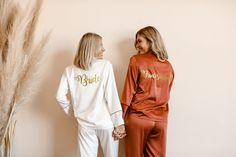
[74,32,102,70]
[135,26,168,61]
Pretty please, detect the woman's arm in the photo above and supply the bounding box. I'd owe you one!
[121,57,139,118]
[56,70,73,115]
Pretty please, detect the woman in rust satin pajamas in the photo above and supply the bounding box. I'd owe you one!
[121,26,174,157]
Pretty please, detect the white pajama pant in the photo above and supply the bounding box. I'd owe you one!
[77,125,119,157]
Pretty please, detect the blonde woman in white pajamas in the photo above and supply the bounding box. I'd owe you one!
[56,32,126,157]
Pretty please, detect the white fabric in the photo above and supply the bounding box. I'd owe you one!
[77,125,118,157]
[56,59,124,129]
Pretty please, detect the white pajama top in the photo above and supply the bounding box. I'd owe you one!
[56,59,124,129]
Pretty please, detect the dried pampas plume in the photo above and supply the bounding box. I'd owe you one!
[0,0,49,156]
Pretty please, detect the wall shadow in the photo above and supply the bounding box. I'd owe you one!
[114,37,136,157]
[25,37,135,157]
[113,37,136,95]
[30,48,78,157]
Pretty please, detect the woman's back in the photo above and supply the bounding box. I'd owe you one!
[122,52,174,121]
[57,59,121,129]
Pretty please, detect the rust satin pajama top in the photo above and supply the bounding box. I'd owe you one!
[121,52,174,121]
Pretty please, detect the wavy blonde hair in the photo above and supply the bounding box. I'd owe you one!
[74,32,102,70]
[135,26,168,61]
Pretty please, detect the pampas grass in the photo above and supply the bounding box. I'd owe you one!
[0,0,49,156]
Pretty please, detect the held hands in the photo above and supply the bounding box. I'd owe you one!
[112,124,126,140]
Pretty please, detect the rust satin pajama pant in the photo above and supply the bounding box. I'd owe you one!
[124,114,167,157]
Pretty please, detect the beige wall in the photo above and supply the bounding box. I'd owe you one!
[12,0,236,157]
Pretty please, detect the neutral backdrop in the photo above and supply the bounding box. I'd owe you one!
[12,0,236,157]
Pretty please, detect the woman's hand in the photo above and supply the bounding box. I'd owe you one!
[112,124,126,140]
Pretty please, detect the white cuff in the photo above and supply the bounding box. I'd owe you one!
[63,105,74,116]
[110,110,124,127]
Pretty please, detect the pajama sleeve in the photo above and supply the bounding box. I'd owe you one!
[56,70,73,116]
[104,62,124,127]
[121,57,139,118]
